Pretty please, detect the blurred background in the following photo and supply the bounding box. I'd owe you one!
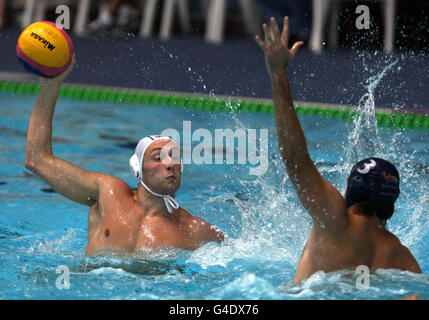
[0,0,428,110]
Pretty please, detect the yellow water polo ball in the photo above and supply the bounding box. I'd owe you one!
[17,21,74,77]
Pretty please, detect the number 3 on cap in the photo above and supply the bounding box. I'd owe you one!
[357,159,377,174]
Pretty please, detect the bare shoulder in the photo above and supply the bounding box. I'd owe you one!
[177,209,224,243]
[385,233,422,273]
[395,244,422,273]
[176,209,207,228]
[97,174,132,192]
[176,208,193,219]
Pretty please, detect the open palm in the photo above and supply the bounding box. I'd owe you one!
[255,17,303,74]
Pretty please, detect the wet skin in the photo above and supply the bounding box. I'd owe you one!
[25,57,223,256]
[294,206,421,283]
[85,141,224,255]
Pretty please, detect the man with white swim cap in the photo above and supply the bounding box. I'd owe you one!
[24,55,224,255]
[256,17,421,283]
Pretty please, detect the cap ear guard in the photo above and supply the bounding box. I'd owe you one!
[129,154,140,179]
[346,175,368,208]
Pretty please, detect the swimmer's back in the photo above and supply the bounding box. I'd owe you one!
[294,211,422,283]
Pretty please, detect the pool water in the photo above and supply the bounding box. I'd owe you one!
[0,91,428,300]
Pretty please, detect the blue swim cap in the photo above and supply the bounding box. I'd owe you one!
[345,157,400,208]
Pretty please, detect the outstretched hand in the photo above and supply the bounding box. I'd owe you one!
[255,17,303,75]
[39,54,76,86]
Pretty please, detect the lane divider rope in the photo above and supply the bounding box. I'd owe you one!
[0,80,427,130]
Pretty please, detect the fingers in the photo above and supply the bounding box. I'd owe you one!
[69,54,76,68]
[281,16,289,45]
[270,17,281,43]
[290,41,304,56]
[262,23,271,44]
[60,55,75,78]
[68,54,76,72]
[255,35,267,50]
[262,17,288,46]
[50,54,76,83]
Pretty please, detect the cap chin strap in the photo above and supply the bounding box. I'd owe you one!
[139,179,179,214]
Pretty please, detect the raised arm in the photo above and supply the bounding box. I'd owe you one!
[25,55,105,206]
[255,17,348,233]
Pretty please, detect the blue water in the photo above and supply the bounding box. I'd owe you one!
[0,91,428,300]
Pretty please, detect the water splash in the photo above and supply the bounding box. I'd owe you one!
[161,50,306,268]
[337,58,429,254]
[344,59,398,171]
[166,56,311,267]
[187,101,310,269]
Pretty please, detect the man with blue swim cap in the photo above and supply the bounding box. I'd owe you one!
[24,55,223,255]
[256,16,421,283]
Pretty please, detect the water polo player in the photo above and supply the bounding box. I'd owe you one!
[255,17,421,283]
[24,56,224,255]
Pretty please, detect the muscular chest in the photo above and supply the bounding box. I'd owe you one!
[134,218,189,249]
[93,204,193,250]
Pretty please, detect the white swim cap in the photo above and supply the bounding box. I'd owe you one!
[129,135,181,214]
